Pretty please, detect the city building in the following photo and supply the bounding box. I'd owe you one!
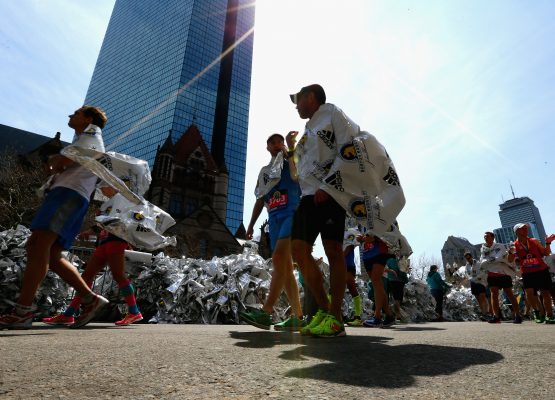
[84,0,255,235]
[493,223,541,245]
[0,124,67,158]
[441,236,480,273]
[497,196,546,244]
[147,125,242,258]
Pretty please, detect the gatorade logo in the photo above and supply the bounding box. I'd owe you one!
[133,212,145,221]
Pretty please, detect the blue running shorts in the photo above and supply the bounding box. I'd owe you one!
[31,187,89,250]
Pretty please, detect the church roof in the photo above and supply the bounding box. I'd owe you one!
[174,125,218,172]
[0,124,68,154]
[158,131,175,153]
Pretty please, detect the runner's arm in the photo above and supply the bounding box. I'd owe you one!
[246,198,265,240]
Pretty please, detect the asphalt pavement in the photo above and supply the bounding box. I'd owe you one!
[1,321,554,399]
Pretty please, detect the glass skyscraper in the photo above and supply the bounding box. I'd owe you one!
[497,196,546,244]
[84,0,255,234]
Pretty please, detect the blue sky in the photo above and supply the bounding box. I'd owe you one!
[1,1,554,261]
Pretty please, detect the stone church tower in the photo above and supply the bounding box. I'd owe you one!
[147,125,242,259]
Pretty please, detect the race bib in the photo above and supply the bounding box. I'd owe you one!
[267,189,288,211]
[522,256,541,270]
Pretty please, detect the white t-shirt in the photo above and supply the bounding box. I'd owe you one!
[50,124,105,200]
[479,243,516,276]
[465,260,487,285]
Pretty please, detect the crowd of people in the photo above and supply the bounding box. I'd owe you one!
[1,85,552,336]
[241,84,409,337]
[429,226,555,324]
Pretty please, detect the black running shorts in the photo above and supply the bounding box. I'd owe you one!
[291,195,346,245]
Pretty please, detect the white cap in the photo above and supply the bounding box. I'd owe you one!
[513,223,527,233]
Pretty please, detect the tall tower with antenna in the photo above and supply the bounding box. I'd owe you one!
[495,192,547,244]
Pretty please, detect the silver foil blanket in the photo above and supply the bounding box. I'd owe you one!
[0,227,513,322]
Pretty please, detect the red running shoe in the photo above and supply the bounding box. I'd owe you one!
[43,314,74,326]
[71,295,109,328]
[0,311,33,330]
[115,312,143,326]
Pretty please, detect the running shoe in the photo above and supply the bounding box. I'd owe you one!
[71,295,109,328]
[42,314,74,326]
[534,311,545,324]
[363,316,382,328]
[0,311,33,329]
[513,315,522,324]
[300,309,328,336]
[346,317,363,327]
[381,315,396,328]
[311,314,346,338]
[544,315,555,324]
[274,315,305,331]
[239,309,273,330]
[115,312,143,326]
[488,316,501,324]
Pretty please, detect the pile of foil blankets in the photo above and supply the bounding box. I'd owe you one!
[0,225,72,316]
[1,226,503,323]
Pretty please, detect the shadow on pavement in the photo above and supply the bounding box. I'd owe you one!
[390,326,446,332]
[0,332,57,337]
[0,324,126,334]
[230,330,503,388]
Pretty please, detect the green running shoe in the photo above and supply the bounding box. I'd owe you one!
[311,314,346,338]
[544,315,555,324]
[274,315,306,331]
[300,309,328,336]
[239,309,273,330]
[346,317,363,327]
[534,311,545,324]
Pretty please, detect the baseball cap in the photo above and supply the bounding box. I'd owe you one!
[513,223,527,233]
[289,84,326,104]
[266,133,284,144]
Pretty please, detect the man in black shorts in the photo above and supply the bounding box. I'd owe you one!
[288,83,405,337]
[464,252,491,320]
[480,231,521,324]
[287,84,350,337]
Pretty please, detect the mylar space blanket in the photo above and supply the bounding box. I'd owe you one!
[61,146,176,251]
[97,193,176,251]
[322,130,406,237]
[254,152,285,199]
[61,146,151,202]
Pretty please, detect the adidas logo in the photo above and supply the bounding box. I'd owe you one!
[324,171,345,192]
[383,167,400,186]
[317,129,335,149]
